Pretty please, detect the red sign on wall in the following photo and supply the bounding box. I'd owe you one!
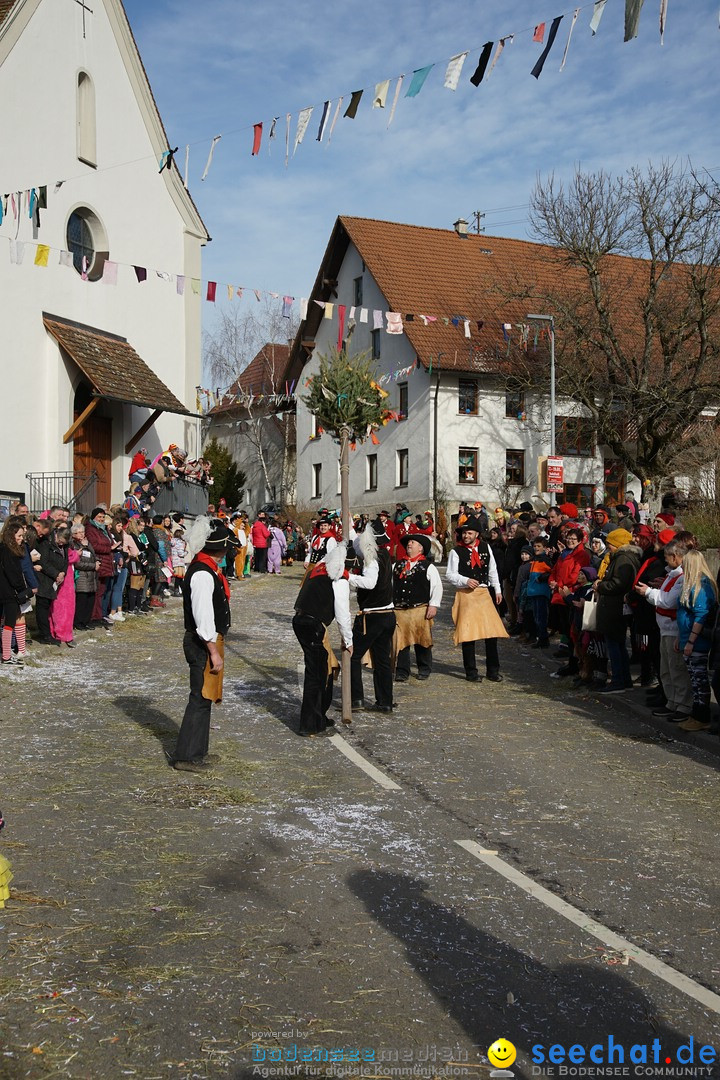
[547,456,564,493]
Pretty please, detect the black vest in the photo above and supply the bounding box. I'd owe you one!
[183,561,231,637]
[357,548,393,610]
[393,558,431,608]
[455,541,490,585]
[295,563,336,625]
[308,534,331,565]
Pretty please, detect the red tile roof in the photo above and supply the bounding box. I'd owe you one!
[43,314,192,414]
[213,343,291,414]
[290,215,658,377]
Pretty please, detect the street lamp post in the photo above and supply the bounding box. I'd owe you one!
[527,314,555,456]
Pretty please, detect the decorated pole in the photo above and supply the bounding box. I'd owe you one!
[339,423,351,722]
[303,346,389,725]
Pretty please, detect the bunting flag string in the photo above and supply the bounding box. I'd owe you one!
[0,0,700,198]
[0,233,555,356]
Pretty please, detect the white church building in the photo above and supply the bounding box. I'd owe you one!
[0,0,208,511]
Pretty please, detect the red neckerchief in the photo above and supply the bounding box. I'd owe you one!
[192,551,230,601]
[310,562,348,580]
[662,568,682,593]
[464,540,483,569]
[633,555,658,590]
[397,554,426,579]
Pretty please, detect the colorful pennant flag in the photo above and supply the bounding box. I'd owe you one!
[252,123,263,155]
[531,15,563,78]
[533,23,546,42]
[405,65,433,98]
[34,244,49,267]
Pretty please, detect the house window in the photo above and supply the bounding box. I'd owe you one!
[459,448,478,484]
[555,416,595,457]
[77,71,97,167]
[367,453,378,491]
[505,389,525,419]
[66,206,108,280]
[564,483,597,509]
[397,449,409,488]
[372,328,381,360]
[459,379,479,415]
[354,276,363,306]
[398,383,408,420]
[312,463,322,499]
[505,449,525,486]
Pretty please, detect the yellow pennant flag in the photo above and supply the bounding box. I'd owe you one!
[34,244,50,267]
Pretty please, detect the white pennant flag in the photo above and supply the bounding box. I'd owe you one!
[373,80,390,108]
[487,37,512,79]
[559,9,580,70]
[387,75,404,127]
[294,107,313,155]
[444,52,468,90]
[201,135,221,181]
[327,98,343,144]
[590,0,608,34]
[659,0,668,42]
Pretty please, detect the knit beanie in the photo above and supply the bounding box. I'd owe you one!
[657,528,677,546]
[655,512,675,526]
[606,528,632,549]
[557,502,578,519]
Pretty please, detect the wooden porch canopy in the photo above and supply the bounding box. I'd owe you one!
[43,313,197,453]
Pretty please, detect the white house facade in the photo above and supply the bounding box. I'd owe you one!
[0,0,208,510]
[291,218,639,518]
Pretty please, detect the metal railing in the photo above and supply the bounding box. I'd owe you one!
[25,471,98,515]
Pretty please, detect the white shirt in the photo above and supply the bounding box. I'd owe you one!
[446,546,501,593]
[348,558,394,612]
[190,569,221,643]
[426,562,443,608]
[644,566,683,638]
[331,578,353,649]
[304,534,337,568]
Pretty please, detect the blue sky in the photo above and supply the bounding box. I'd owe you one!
[122,0,719,343]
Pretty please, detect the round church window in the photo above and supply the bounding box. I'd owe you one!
[66,207,108,280]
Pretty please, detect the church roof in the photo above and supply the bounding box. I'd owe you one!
[43,314,193,415]
[0,1,16,27]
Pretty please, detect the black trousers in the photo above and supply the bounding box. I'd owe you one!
[292,614,333,733]
[396,643,433,679]
[74,592,95,628]
[351,610,396,707]
[174,632,212,762]
[254,547,268,573]
[35,596,53,640]
[462,638,499,677]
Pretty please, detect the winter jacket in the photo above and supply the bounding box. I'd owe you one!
[0,543,28,604]
[35,536,69,600]
[550,545,591,605]
[20,543,38,592]
[72,540,98,593]
[251,520,271,549]
[677,576,717,652]
[595,544,643,640]
[526,555,553,599]
[85,522,114,578]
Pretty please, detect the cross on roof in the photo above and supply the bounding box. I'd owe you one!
[74,0,93,38]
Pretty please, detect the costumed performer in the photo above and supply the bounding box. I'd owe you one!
[349,519,396,713]
[292,542,353,736]
[392,534,442,682]
[446,515,508,682]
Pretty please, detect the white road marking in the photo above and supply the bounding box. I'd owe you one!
[329,734,402,790]
[457,838,720,1014]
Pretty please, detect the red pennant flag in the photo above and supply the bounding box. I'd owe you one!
[252,123,262,156]
[370,431,380,445]
[533,22,546,41]
[207,281,217,302]
[337,304,346,351]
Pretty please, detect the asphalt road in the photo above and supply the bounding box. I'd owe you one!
[1,564,720,1080]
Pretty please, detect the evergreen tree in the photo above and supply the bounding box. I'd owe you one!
[203,437,247,507]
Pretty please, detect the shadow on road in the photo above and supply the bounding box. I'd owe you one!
[113,695,179,754]
[349,868,688,1077]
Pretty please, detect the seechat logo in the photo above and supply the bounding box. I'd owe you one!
[531,1036,717,1070]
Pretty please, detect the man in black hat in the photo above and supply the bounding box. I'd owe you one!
[393,534,443,681]
[304,516,337,568]
[349,518,396,713]
[171,518,236,772]
[446,515,507,682]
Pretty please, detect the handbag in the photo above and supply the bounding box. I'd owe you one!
[582,595,598,632]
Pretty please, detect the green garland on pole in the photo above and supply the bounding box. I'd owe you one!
[302,347,388,442]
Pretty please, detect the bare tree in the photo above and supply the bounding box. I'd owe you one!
[499,162,720,495]
[204,301,299,506]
